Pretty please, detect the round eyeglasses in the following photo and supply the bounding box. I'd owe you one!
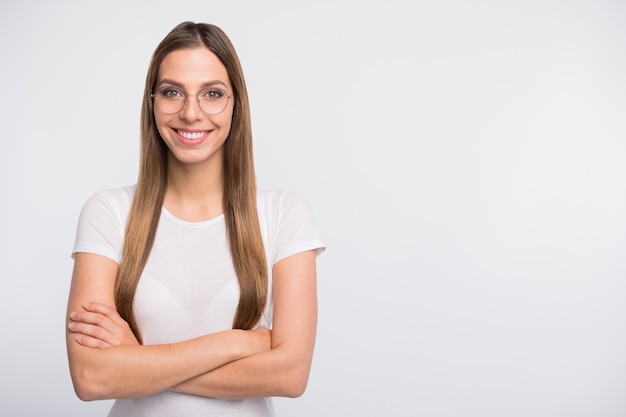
[151,86,232,115]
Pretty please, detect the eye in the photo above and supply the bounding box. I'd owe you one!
[159,87,184,99]
[201,88,226,101]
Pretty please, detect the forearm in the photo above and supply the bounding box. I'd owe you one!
[67,329,252,401]
[171,344,313,399]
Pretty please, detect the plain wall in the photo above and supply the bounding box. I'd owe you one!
[1,1,625,415]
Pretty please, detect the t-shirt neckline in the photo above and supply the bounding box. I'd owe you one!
[161,207,225,228]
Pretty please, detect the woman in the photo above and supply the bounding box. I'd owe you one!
[66,21,325,416]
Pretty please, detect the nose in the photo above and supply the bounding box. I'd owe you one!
[180,93,204,121]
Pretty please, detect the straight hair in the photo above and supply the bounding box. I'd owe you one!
[115,22,268,343]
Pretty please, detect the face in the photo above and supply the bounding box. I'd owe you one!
[154,47,234,168]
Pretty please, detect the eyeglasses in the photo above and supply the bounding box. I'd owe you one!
[151,86,232,115]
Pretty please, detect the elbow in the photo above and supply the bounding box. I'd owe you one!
[270,347,315,398]
[74,386,99,402]
[70,367,112,402]
[73,384,100,402]
[278,367,310,398]
[283,382,307,398]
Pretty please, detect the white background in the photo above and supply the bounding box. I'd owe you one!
[1,1,625,416]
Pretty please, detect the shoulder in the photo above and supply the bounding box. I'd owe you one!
[257,188,312,216]
[73,185,136,263]
[77,184,136,227]
[88,184,136,207]
[256,188,325,264]
[81,184,136,214]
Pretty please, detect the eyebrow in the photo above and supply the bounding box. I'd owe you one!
[156,78,229,90]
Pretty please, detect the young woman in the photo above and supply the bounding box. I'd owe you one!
[66,21,325,416]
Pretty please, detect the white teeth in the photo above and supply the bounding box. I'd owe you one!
[178,130,205,140]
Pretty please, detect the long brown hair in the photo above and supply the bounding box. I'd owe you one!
[115,22,268,343]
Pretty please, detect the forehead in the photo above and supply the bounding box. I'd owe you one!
[158,47,230,87]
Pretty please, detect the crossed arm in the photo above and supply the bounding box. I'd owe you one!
[66,250,318,401]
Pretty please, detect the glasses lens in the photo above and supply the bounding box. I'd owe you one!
[198,88,230,115]
[154,87,184,113]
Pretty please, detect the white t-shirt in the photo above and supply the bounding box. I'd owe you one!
[72,185,325,417]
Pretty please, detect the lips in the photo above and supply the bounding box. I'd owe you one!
[176,129,208,140]
[173,128,210,146]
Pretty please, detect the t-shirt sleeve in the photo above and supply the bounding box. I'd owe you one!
[72,190,126,264]
[273,192,326,265]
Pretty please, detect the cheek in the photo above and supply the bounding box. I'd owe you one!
[154,110,165,127]
[212,109,234,134]
[154,112,170,136]
[222,107,235,131]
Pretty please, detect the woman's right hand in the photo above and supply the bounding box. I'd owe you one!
[68,301,139,349]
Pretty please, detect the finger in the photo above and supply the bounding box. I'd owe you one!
[82,302,118,318]
[82,302,128,326]
[70,311,116,333]
[74,333,111,349]
[68,321,114,345]
[69,311,138,346]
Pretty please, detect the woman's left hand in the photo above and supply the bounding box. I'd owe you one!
[68,302,139,348]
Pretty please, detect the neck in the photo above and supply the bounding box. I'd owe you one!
[164,153,224,221]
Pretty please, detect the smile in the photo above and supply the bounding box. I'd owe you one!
[176,129,209,140]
